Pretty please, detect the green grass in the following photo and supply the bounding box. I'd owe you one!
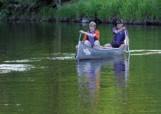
[56,0,161,22]
[0,0,161,22]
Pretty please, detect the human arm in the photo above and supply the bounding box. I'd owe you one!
[113,27,126,34]
[80,30,96,37]
[80,30,100,40]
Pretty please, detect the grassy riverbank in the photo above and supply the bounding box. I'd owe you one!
[0,0,161,25]
[56,0,161,24]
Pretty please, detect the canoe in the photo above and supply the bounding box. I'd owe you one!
[76,41,128,60]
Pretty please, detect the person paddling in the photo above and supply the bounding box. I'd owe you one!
[80,21,100,47]
[105,19,127,48]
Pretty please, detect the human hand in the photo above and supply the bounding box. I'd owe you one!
[122,26,126,30]
[79,30,84,34]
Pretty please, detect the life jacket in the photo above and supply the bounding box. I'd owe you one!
[83,30,100,46]
[112,30,125,46]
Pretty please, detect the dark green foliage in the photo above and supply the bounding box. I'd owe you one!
[0,0,161,23]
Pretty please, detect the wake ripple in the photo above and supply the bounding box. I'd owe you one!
[0,64,34,74]
[129,49,161,56]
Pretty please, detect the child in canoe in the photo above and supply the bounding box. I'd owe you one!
[80,21,100,47]
[105,19,127,48]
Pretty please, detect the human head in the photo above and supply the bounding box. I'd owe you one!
[89,21,96,32]
[116,19,124,29]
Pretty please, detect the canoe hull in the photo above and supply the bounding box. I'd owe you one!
[76,42,127,60]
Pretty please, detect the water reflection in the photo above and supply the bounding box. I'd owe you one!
[76,59,102,113]
[113,56,129,88]
[76,55,130,112]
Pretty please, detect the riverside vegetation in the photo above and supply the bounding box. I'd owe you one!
[0,0,161,25]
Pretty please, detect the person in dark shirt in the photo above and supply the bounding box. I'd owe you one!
[111,19,126,48]
[104,19,127,48]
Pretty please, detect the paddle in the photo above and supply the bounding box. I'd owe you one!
[124,30,130,53]
[78,33,82,42]
[77,33,82,48]
[76,33,82,61]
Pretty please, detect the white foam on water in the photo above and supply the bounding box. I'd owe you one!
[1,103,22,106]
[0,64,34,74]
[47,56,75,60]
[4,53,76,63]
[48,53,76,60]
[4,59,41,63]
[51,53,75,56]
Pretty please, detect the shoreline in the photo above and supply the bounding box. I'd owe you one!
[1,0,161,26]
[5,16,161,26]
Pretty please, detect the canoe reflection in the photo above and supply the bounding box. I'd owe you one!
[77,56,129,88]
[76,56,130,111]
[77,56,129,113]
[77,57,129,113]
[76,59,102,111]
[113,56,129,88]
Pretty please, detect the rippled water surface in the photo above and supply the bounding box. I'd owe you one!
[0,23,161,114]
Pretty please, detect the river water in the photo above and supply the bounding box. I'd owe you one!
[0,22,161,114]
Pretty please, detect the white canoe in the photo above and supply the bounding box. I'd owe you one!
[76,41,128,60]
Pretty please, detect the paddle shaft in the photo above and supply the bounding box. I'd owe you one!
[78,33,82,42]
[125,30,130,53]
